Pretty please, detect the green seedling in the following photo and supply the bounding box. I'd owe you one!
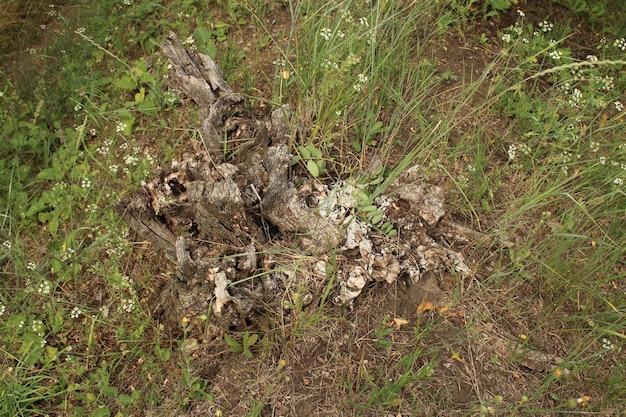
[224,331,259,358]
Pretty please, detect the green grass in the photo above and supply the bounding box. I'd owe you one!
[1,0,625,415]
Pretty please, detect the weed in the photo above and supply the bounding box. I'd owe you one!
[224,331,259,358]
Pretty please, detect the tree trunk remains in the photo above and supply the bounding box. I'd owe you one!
[115,32,482,334]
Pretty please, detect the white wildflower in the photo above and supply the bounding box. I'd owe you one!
[320,27,332,41]
[538,21,553,32]
[507,144,517,161]
[37,280,52,295]
[70,307,82,319]
[115,121,127,133]
[613,38,626,51]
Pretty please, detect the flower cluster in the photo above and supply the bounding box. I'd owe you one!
[601,337,615,351]
[70,306,82,319]
[538,21,553,32]
[614,38,626,51]
[507,144,517,161]
[37,280,52,295]
[60,243,75,262]
[353,73,369,92]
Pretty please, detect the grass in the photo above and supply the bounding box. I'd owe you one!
[1,0,625,415]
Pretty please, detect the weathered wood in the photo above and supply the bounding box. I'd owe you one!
[117,32,481,334]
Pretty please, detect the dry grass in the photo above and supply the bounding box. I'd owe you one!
[0,0,67,54]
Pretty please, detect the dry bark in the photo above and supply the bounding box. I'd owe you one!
[116,32,486,334]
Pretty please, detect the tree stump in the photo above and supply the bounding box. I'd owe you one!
[116,32,477,334]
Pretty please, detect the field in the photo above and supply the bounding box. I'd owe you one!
[1,0,625,416]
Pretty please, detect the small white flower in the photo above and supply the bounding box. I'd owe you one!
[337,31,345,38]
[37,280,52,295]
[32,319,44,336]
[614,178,624,186]
[519,143,531,156]
[341,9,353,23]
[81,178,91,189]
[120,297,136,313]
[613,38,626,51]
[320,27,332,41]
[501,33,511,43]
[517,9,525,17]
[548,50,563,60]
[586,55,598,62]
[70,307,82,319]
[599,156,607,165]
[77,27,86,34]
[2,240,11,250]
[74,103,82,112]
[99,305,110,318]
[183,35,195,45]
[359,17,369,27]
[538,21,553,32]
[60,244,75,262]
[615,101,623,112]
[590,141,599,153]
[0,303,6,317]
[26,261,36,270]
[116,121,127,133]
[507,144,517,161]
[124,154,139,166]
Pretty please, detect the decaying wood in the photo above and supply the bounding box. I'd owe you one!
[116,32,489,333]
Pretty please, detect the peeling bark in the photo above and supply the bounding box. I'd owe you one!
[116,32,491,334]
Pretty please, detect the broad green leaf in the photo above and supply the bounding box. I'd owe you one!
[118,394,134,406]
[245,333,258,348]
[195,26,212,44]
[91,405,110,417]
[101,385,118,398]
[306,144,322,159]
[306,159,319,177]
[134,87,145,103]
[114,75,136,91]
[224,334,243,352]
[298,145,311,159]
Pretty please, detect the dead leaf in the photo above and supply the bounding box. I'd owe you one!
[389,317,409,330]
[416,301,435,314]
